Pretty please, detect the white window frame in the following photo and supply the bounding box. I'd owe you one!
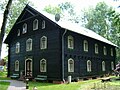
[26,38,32,51]
[40,59,47,72]
[103,46,107,55]
[15,60,19,71]
[102,61,105,71]
[87,60,91,72]
[95,43,98,54]
[16,42,20,53]
[111,61,114,70]
[40,36,47,49]
[68,35,74,49]
[33,19,38,30]
[17,29,20,36]
[84,40,88,52]
[68,58,74,72]
[111,48,113,56]
[42,20,45,29]
[22,23,27,34]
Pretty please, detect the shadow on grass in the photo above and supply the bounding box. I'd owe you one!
[29,81,59,87]
[0,81,10,85]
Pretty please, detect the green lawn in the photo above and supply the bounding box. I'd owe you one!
[0,81,10,90]
[0,71,11,80]
[28,80,99,90]
[28,77,120,90]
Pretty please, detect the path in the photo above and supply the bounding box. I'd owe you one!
[0,80,26,90]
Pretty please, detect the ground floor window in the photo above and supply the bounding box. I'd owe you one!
[87,60,91,72]
[111,61,114,70]
[68,58,74,72]
[102,61,105,71]
[15,60,19,71]
[40,59,47,72]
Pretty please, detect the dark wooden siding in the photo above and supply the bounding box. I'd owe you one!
[9,14,62,81]
[63,30,116,80]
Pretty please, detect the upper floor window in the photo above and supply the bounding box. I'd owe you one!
[103,46,107,55]
[111,61,114,70]
[33,19,38,30]
[40,59,47,72]
[84,40,88,52]
[102,61,105,71]
[16,42,20,53]
[15,60,19,71]
[68,58,74,72]
[111,48,113,56]
[23,23,27,34]
[40,36,47,49]
[68,35,74,49]
[95,44,98,54]
[87,60,91,72]
[42,20,45,29]
[26,38,32,51]
[17,29,20,36]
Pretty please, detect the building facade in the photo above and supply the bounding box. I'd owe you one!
[5,5,116,82]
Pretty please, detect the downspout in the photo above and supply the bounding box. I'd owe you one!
[62,29,67,83]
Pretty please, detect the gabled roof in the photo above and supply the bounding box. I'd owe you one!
[33,5,117,47]
[5,5,117,47]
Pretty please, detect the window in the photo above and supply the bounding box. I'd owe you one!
[68,58,74,72]
[15,60,19,71]
[33,19,38,30]
[68,35,74,49]
[95,44,98,54]
[111,61,114,70]
[23,23,27,34]
[87,60,91,72]
[111,48,113,56]
[17,29,20,36]
[40,59,47,72]
[103,46,107,55]
[26,38,32,51]
[102,61,105,71]
[84,40,88,52]
[40,36,47,49]
[42,20,45,29]
[16,42,20,53]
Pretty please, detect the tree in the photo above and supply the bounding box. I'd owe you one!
[44,2,79,23]
[0,0,13,60]
[0,0,33,60]
[81,2,120,61]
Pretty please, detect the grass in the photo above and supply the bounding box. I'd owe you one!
[0,71,11,80]
[28,80,99,90]
[28,77,120,90]
[0,81,10,90]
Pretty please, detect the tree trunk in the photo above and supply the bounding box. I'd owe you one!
[0,0,12,60]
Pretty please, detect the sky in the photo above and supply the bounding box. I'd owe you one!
[0,0,120,58]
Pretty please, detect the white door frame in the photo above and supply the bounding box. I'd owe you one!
[25,58,32,77]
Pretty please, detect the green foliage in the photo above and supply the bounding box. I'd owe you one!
[0,0,33,34]
[81,2,120,61]
[0,81,10,90]
[44,2,79,23]
[44,5,61,15]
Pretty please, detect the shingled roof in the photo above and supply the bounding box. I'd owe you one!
[34,6,117,47]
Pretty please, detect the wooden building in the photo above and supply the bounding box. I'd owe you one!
[4,5,117,82]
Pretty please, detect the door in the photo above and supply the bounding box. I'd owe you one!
[26,59,32,77]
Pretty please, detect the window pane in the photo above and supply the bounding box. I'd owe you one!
[23,23,27,34]
[33,19,38,30]
[26,39,32,51]
[68,36,74,49]
[68,59,74,72]
[40,36,47,49]
[40,59,46,72]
